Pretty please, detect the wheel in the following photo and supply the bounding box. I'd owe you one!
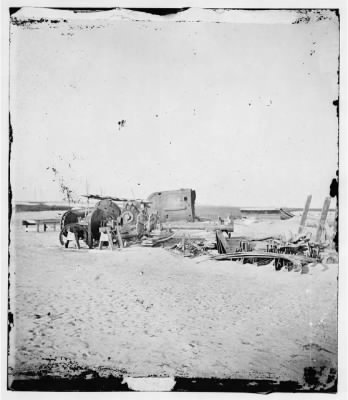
[59,227,68,246]
[121,210,134,224]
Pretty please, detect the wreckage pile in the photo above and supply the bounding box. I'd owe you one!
[57,191,234,255]
[164,236,215,258]
[212,196,336,271]
[43,190,337,272]
[214,232,319,270]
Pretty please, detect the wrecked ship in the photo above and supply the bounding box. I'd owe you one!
[147,188,196,222]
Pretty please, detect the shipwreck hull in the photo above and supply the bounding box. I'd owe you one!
[147,188,196,223]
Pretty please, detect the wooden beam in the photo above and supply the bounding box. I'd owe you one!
[116,223,124,249]
[212,251,317,265]
[298,195,312,234]
[108,232,114,251]
[315,197,331,242]
[162,222,234,232]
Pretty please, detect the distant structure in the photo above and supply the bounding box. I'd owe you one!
[240,207,294,220]
[147,189,196,222]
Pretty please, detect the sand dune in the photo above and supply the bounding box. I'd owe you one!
[8,211,338,389]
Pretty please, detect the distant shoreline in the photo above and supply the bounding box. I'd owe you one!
[14,203,72,212]
[13,201,336,214]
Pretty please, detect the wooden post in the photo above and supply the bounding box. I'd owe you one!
[37,223,40,232]
[298,195,312,234]
[107,231,113,251]
[315,197,331,243]
[116,223,123,249]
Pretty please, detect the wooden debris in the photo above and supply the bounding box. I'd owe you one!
[164,236,209,257]
[216,231,253,254]
[141,232,176,247]
[116,222,124,249]
[211,251,317,269]
[298,195,312,234]
[315,197,331,242]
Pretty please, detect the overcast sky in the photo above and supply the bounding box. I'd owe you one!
[10,8,339,207]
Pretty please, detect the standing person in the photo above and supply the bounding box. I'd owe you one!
[136,209,146,238]
[226,213,233,225]
[147,212,154,233]
[156,211,162,231]
[329,170,338,252]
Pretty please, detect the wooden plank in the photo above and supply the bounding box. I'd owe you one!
[162,222,234,232]
[163,207,187,212]
[169,233,211,240]
[315,197,331,242]
[298,195,312,234]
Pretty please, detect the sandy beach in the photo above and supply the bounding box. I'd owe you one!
[8,210,338,390]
